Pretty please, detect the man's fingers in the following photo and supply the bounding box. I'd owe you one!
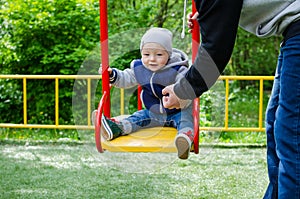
[191,12,199,20]
[162,85,172,95]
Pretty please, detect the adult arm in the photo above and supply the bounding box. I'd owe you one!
[174,0,243,100]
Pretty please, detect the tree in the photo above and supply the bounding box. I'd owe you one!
[228,28,281,76]
[0,0,99,124]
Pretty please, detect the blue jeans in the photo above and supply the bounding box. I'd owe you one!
[264,34,300,199]
[122,104,194,135]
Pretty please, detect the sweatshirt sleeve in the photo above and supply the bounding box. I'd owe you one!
[110,63,138,88]
[175,65,189,82]
[174,0,243,99]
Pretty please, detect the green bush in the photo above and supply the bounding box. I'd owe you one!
[1,0,99,124]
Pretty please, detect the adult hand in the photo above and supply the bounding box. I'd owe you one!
[162,84,181,109]
[187,12,199,33]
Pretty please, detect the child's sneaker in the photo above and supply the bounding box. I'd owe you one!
[175,130,194,159]
[101,115,123,141]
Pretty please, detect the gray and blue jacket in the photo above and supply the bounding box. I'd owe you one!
[174,0,300,100]
[110,48,190,114]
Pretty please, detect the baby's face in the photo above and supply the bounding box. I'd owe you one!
[141,43,169,72]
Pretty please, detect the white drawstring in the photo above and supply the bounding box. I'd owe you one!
[181,0,187,39]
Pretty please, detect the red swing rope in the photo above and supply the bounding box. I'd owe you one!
[191,0,200,154]
[99,0,110,118]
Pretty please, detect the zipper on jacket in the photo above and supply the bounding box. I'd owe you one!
[150,73,164,114]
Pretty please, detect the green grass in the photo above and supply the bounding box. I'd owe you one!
[0,132,269,199]
[0,84,271,198]
[0,128,80,142]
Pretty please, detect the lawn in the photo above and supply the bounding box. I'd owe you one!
[0,132,269,199]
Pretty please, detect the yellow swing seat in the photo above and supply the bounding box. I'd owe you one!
[101,115,178,152]
[94,92,198,154]
[101,124,177,153]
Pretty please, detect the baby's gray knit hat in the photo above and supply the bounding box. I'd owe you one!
[140,27,173,56]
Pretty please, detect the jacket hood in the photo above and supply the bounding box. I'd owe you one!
[164,48,189,69]
[240,0,300,37]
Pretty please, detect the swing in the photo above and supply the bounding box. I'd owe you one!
[94,0,200,154]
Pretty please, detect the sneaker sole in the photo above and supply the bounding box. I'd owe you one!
[101,115,113,140]
[175,135,191,160]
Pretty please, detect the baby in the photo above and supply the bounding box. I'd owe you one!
[98,27,194,159]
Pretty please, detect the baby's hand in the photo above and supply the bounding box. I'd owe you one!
[98,64,112,75]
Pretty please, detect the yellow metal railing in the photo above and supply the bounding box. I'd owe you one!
[0,75,99,130]
[0,75,274,132]
[199,76,274,132]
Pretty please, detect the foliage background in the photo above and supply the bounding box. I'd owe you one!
[1,0,281,129]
